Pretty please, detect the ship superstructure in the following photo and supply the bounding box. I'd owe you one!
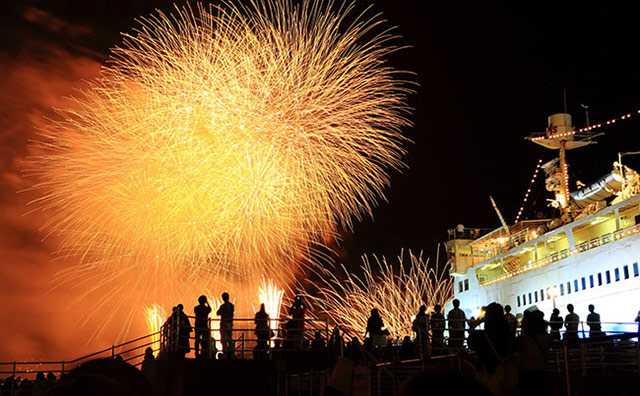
[446,113,640,332]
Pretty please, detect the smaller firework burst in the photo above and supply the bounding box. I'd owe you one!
[305,250,453,339]
[145,304,167,351]
[257,277,285,344]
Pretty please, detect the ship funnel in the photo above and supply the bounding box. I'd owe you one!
[547,113,573,136]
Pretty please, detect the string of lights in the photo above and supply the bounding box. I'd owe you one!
[514,158,543,224]
[530,108,640,142]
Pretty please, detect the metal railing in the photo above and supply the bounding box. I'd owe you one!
[0,331,160,396]
[159,315,330,360]
[480,223,640,285]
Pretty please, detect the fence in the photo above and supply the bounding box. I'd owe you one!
[159,315,330,360]
[0,331,160,396]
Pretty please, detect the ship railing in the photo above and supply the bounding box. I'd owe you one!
[480,223,640,285]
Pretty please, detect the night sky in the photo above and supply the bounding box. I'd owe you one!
[2,0,640,359]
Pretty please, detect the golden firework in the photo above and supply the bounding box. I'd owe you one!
[30,0,411,331]
[306,250,452,338]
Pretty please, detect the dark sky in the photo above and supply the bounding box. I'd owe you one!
[2,0,640,358]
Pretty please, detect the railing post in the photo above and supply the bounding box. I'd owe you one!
[635,342,640,375]
[111,345,115,358]
[241,333,245,360]
[11,361,16,396]
[563,344,571,396]
[580,344,587,375]
[61,360,65,377]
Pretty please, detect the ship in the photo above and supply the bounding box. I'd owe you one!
[445,113,640,333]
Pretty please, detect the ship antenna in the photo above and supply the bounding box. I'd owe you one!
[581,103,590,127]
[489,196,510,236]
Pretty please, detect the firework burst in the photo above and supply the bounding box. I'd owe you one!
[30,0,412,320]
[305,250,452,339]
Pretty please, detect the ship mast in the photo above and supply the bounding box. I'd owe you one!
[526,113,600,217]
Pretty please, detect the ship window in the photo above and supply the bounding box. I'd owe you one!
[534,291,538,303]
[623,265,629,279]
[540,289,544,301]
[522,294,526,306]
[566,282,571,294]
[459,282,463,293]
[528,293,532,304]
[615,268,620,281]
[559,284,564,296]
[464,279,469,290]
[634,263,639,277]
[581,277,586,290]
[517,296,521,307]
[598,273,602,286]
[574,279,579,292]
[606,271,611,283]
[589,275,594,288]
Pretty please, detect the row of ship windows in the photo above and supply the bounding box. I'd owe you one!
[517,262,640,308]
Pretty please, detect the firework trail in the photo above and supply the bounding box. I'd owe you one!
[29,0,411,331]
[304,250,453,339]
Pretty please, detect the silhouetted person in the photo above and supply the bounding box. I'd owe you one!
[176,304,192,358]
[271,338,284,360]
[518,310,552,396]
[311,331,325,349]
[217,292,235,358]
[364,308,389,350]
[289,295,307,348]
[636,310,640,333]
[141,347,155,385]
[504,305,517,336]
[193,295,212,358]
[32,372,48,396]
[468,303,514,373]
[383,339,397,362]
[549,308,562,341]
[586,304,603,338]
[254,303,271,360]
[430,304,445,355]
[412,305,430,360]
[400,336,416,360]
[347,336,364,364]
[564,304,579,342]
[447,299,467,349]
[46,371,57,385]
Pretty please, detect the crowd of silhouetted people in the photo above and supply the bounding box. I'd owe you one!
[161,293,326,363]
[338,299,633,396]
[0,371,58,396]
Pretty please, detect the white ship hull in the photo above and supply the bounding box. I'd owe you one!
[453,232,640,333]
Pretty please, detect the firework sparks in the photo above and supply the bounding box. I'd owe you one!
[257,277,284,343]
[29,0,412,327]
[305,250,453,339]
[145,304,166,351]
